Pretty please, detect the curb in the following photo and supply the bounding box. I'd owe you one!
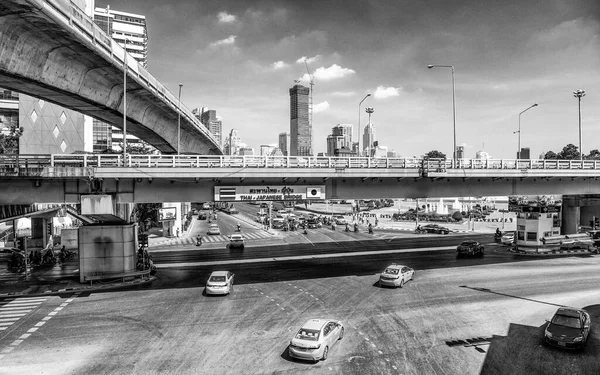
[510,248,597,256]
[0,275,157,298]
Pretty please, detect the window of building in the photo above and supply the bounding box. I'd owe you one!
[526,232,537,241]
[517,231,525,241]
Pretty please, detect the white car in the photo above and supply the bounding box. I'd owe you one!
[289,319,344,362]
[205,270,234,295]
[501,232,515,245]
[378,264,414,288]
[207,224,221,235]
[229,234,244,249]
[334,215,347,225]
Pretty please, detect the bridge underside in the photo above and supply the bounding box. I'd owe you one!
[0,1,221,154]
[2,175,600,204]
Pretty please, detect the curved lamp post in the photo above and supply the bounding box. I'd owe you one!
[428,64,456,162]
[513,103,538,159]
[574,89,585,161]
[358,93,371,156]
[177,84,183,155]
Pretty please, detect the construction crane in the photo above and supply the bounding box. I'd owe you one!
[304,59,315,132]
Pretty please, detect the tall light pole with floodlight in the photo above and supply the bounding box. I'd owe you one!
[513,103,538,159]
[358,93,371,156]
[574,89,585,161]
[428,64,456,161]
[122,38,129,164]
[177,84,183,155]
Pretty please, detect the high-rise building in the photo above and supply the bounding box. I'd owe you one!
[93,5,149,152]
[192,108,222,147]
[260,144,276,156]
[289,84,311,156]
[326,124,352,156]
[518,147,530,160]
[362,119,376,156]
[456,146,465,159]
[278,132,290,156]
[224,129,242,155]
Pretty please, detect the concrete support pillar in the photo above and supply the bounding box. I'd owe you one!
[114,203,133,223]
[31,217,47,248]
[561,205,580,235]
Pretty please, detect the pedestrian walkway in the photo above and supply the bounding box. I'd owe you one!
[149,230,276,247]
[0,296,47,331]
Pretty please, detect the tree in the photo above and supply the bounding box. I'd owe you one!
[0,124,23,154]
[452,211,463,222]
[424,150,446,159]
[131,203,161,232]
[543,150,558,160]
[585,149,600,160]
[557,144,580,160]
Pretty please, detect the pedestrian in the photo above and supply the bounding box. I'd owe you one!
[375,217,379,226]
[176,228,180,238]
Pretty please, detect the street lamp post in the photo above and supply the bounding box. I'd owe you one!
[177,84,183,155]
[574,89,586,161]
[358,93,371,157]
[428,64,456,162]
[122,38,129,164]
[513,103,538,159]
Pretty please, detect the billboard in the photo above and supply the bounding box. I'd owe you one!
[508,195,562,213]
[158,207,177,221]
[214,185,326,202]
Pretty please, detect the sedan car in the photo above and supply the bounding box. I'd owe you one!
[289,319,344,362]
[334,215,347,225]
[207,224,221,235]
[228,233,244,249]
[198,212,208,220]
[544,307,591,351]
[456,240,484,257]
[377,264,414,288]
[205,270,234,295]
[422,224,450,234]
[501,231,515,245]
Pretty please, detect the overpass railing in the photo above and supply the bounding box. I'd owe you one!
[2,155,600,175]
[37,0,221,151]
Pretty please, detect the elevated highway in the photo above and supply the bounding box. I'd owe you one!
[0,0,221,154]
[1,154,600,204]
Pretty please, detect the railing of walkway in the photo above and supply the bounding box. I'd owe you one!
[1,155,600,175]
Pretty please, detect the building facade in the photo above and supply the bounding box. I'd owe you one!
[289,84,311,156]
[224,129,242,155]
[278,132,290,156]
[327,124,352,156]
[362,120,376,156]
[193,108,222,147]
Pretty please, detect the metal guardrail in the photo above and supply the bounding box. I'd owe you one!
[1,154,600,174]
[33,0,220,150]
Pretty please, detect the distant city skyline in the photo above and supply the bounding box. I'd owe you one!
[95,0,599,158]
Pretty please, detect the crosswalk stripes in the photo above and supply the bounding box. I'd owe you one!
[0,297,46,331]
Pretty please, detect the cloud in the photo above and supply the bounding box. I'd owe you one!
[272,61,288,70]
[210,35,236,47]
[314,101,330,113]
[218,12,236,23]
[296,55,322,64]
[331,91,356,97]
[373,85,401,99]
[298,64,356,82]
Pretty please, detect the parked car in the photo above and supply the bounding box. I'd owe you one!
[334,215,347,225]
[501,231,515,245]
[0,247,22,263]
[456,240,484,257]
[422,224,450,234]
[288,319,344,362]
[205,270,234,295]
[207,224,221,235]
[228,234,244,249]
[544,307,590,351]
[377,264,414,288]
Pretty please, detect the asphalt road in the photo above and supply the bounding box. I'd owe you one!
[1,239,599,375]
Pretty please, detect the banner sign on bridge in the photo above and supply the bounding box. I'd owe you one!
[214,185,326,202]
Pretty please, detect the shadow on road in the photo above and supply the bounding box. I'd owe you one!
[480,304,600,375]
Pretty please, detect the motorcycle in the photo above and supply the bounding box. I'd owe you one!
[196,235,202,246]
[345,224,350,232]
[236,225,241,232]
[368,226,373,234]
[354,224,358,233]
[331,223,336,231]
[494,231,502,242]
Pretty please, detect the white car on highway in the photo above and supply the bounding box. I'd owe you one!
[205,270,234,295]
[501,231,515,245]
[377,264,414,288]
[289,319,344,362]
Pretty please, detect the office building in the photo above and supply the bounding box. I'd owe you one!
[362,119,376,156]
[192,108,222,147]
[327,124,352,156]
[238,147,254,156]
[93,5,149,152]
[224,129,242,155]
[278,132,290,156]
[289,84,312,156]
[518,147,530,160]
[456,146,465,159]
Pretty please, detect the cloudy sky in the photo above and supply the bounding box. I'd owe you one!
[97,0,600,159]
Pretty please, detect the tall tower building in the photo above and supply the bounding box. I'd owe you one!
[278,132,290,156]
[93,5,149,152]
[289,84,312,156]
[362,108,376,156]
[194,108,222,147]
[224,129,241,155]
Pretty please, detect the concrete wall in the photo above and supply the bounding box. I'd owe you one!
[78,223,137,283]
[61,228,78,250]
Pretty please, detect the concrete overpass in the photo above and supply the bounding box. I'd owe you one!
[0,0,221,154]
[2,154,600,204]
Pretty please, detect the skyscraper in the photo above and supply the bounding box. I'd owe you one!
[193,108,222,147]
[362,118,376,156]
[326,124,352,156]
[289,84,311,156]
[93,5,149,152]
[224,129,242,155]
[278,132,290,156]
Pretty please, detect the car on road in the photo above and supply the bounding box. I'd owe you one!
[334,215,347,225]
[501,231,515,245]
[456,240,484,257]
[202,202,211,210]
[228,233,244,249]
[205,270,234,295]
[544,307,591,351]
[198,212,208,220]
[272,218,285,229]
[422,224,450,234]
[288,319,344,362]
[377,264,414,288]
[207,224,221,235]
[306,218,322,229]
[0,247,22,262]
